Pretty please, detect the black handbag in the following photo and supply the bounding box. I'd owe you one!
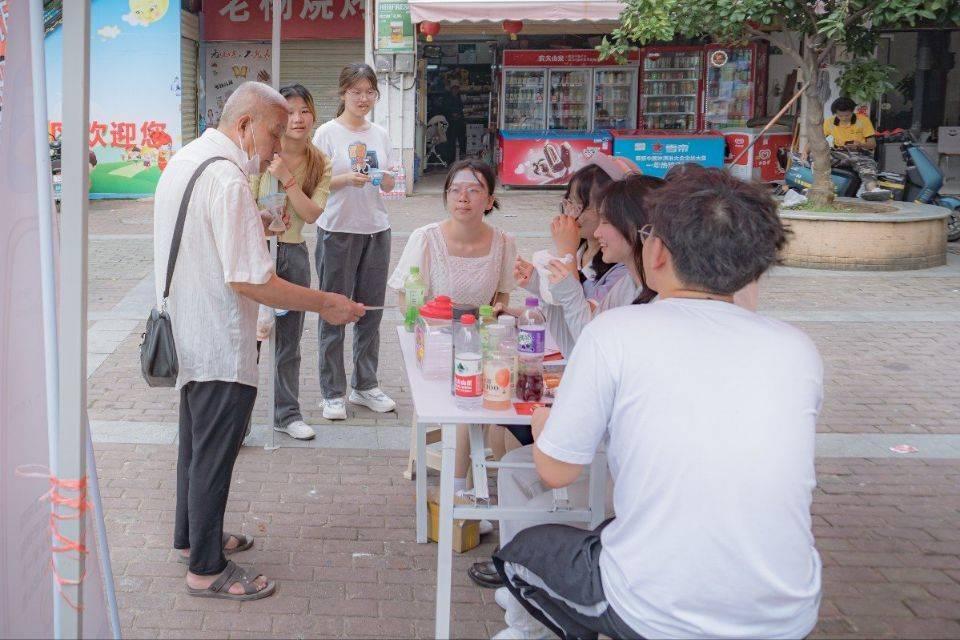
[140,156,230,387]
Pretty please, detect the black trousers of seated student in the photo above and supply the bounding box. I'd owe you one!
[174,380,257,575]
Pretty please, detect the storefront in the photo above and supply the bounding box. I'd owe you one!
[200,0,366,130]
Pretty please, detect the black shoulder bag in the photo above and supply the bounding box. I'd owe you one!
[140,156,230,387]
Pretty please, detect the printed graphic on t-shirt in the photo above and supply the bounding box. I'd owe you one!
[347,141,379,175]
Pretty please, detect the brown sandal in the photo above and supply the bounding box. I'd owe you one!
[177,532,254,564]
[185,560,276,601]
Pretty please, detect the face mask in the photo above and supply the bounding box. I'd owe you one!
[236,124,260,175]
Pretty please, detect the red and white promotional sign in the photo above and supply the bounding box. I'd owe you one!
[203,0,364,41]
[499,134,612,187]
[503,49,639,67]
[723,130,792,182]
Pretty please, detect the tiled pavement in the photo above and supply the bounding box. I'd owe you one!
[82,194,960,638]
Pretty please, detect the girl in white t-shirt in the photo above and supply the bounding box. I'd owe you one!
[388,159,517,502]
[312,64,397,421]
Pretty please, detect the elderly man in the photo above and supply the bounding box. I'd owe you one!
[154,81,364,601]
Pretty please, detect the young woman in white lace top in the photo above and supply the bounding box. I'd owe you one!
[388,159,517,508]
[389,159,516,309]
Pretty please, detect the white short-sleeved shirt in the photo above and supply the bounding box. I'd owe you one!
[387,222,517,307]
[153,128,274,389]
[538,298,823,639]
[312,119,395,234]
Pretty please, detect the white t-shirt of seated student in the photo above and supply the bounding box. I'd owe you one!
[536,298,824,640]
[312,119,395,234]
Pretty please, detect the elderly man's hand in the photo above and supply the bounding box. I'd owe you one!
[319,293,366,325]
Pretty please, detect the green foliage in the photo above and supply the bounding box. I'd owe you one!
[836,59,898,105]
[603,0,960,59]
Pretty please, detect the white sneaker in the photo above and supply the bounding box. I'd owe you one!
[322,397,347,420]
[492,625,553,640]
[274,420,315,440]
[494,586,513,611]
[348,387,396,413]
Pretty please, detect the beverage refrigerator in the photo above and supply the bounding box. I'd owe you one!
[639,46,704,131]
[498,50,639,187]
[703,43,769,130]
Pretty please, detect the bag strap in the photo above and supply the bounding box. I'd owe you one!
[163,156,232,301]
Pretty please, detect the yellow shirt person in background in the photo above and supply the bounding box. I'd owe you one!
[822,97,889,200]
[254,84,333,442]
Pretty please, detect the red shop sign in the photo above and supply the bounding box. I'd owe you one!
[503,49,639,67]
[203,0,364,41]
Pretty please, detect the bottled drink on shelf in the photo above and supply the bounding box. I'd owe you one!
[453,315,482,410]
[403,266,425,332]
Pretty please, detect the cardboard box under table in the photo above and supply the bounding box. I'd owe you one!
[395,327,608,639]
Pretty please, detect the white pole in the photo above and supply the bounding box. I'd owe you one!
[58,0,91,636]
[27,1,63,635]
[266,0,282,451]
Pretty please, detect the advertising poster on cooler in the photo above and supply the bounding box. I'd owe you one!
[499,131,612,187]
[723,129,793,182]
[44,0,182,198]
[611,131,725,178]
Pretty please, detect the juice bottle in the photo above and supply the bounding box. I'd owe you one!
[517,298,546,402]
[483,325,512,411]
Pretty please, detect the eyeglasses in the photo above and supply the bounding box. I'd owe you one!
[638,224,654,244]
[446,185,486,198]
[345,89,378,100]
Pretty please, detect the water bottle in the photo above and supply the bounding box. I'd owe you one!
[483,324,512,411]
[517,297,545,402]
[403,266,426,332]
[497,315,518,399]
[453,314,483,409]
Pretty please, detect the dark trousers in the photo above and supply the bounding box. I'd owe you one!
[314,229,390,399]
[275,242,310,427]
[173,380,257,575]
[445,120,467,162]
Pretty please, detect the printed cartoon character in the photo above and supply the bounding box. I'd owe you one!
[348,141,369,174]
[129,0,169,25]
[144,128,173,172]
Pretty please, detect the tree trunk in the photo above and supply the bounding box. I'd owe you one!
[802,44,835,207]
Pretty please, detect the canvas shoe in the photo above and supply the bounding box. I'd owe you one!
[494,586,514,611]
[274,420,315,440]
[348,387,396,413]
[322,397,347,420]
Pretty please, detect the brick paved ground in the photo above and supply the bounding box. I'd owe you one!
[81,192,960,638]
[97,446,960,639]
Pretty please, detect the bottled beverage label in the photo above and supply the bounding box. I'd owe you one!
[406,288,425,309]
[517,327,545,355]
[483,362,512,403]
[454,354,482,398]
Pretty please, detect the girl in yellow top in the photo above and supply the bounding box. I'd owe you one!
[823,97,890,200]
[255,84,332,440]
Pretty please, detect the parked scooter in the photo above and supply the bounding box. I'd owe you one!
[782,131,960,242]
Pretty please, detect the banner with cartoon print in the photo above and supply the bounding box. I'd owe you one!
[204,43,273,130]
[45,0,182,198]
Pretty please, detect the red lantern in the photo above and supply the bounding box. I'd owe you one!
[419,21,441,42]
[502,20,523,40]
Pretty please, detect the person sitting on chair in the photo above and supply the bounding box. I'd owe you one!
[824,97,890,201]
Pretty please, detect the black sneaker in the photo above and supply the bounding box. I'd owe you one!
[467,559,503,589]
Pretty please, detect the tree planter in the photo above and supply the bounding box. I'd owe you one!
[779,198,951,271]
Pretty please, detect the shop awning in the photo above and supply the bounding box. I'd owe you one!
[408,0,624,23]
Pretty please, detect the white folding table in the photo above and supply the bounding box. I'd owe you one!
[395,327,607,639]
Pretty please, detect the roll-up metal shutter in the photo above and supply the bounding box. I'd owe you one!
[279,40,364,123]
[180,11,200,145]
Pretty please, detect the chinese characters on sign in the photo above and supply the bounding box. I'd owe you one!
[205,0,364,40]
[204,44,273,126]
[48,120,172,150]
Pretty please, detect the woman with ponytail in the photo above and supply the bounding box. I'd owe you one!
[254,83,332,440]
[311,64,397,420]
